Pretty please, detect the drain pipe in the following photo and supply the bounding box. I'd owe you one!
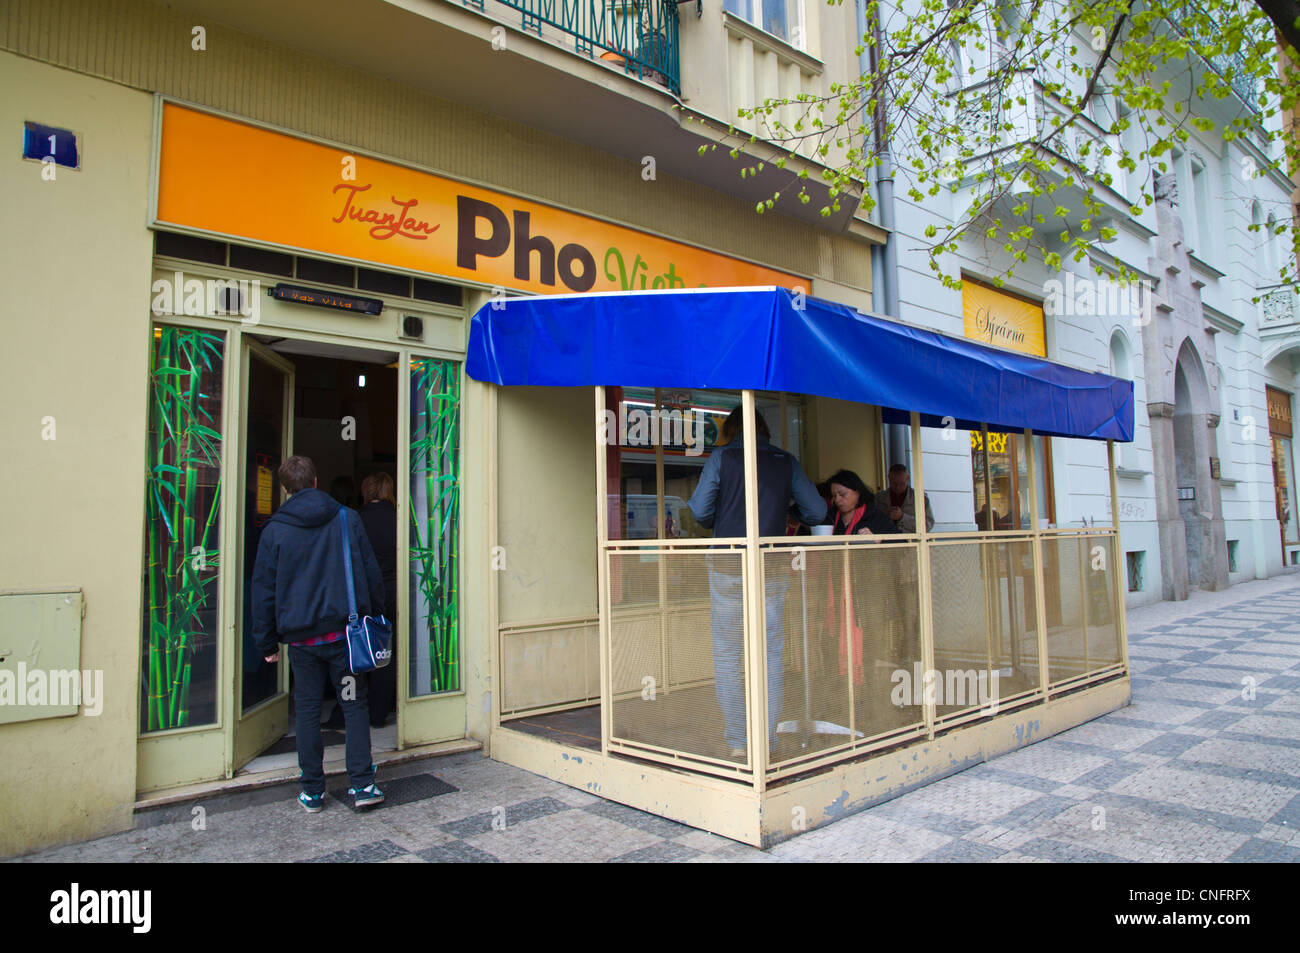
[858,0,909,472]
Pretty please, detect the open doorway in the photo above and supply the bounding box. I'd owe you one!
[236,334,400,775]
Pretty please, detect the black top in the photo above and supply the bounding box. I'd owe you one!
[360,499,398,618]
[833,502,897,536]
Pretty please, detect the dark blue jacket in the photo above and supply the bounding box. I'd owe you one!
[250,488,385,655]
[687,435,827,538]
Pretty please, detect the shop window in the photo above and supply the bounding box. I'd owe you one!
[604,388,808,543]
[141,325,225,731]
[296,255,355,288]
[154,230,227,265]
[1267,386,1298,554]
[358,267,411,297]
[1126,551,1144,592]
[412,277,463,306]
[970,431,1053,530]
[229,242,294,277]
[409,358,462,696]
[1272,435,1298,543]
[1227,540,1239,573]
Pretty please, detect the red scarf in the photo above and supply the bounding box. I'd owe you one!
[837,504,868,536]
[827,505,868,684]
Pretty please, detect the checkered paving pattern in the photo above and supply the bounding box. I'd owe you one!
[15,576,1300,863]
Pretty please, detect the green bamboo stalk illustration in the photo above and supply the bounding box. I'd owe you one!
[143,327,223,731]
[409,360,461,694]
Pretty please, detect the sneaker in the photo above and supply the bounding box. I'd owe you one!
[349,783,385,808]
[298,791,325,813]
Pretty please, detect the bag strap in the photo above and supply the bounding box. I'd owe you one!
[338,508,358,622]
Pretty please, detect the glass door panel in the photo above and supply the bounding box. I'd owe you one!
[233,340,293,769]
[1274,435,1299,546]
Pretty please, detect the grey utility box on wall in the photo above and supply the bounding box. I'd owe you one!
[0,588,85,724]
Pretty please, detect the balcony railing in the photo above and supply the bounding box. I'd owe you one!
[468,0,681,95]
[1171,2,1266,106]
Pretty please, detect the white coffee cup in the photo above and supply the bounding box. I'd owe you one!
[810,525,834,536]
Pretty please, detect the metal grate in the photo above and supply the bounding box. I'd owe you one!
[499,619,600,715]
[608,547,748,767]
[929,538,1040,718]
[762,540,926,773]
[1042,534,1121,685]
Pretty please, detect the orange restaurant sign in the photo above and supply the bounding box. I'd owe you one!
[155,104,803,296]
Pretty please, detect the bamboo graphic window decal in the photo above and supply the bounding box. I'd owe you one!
[410,359,461,695]
[142,327,225,731]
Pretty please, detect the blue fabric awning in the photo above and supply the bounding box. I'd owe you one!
[466,287,1134,442]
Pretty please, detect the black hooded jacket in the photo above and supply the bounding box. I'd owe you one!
[250,487,385,655]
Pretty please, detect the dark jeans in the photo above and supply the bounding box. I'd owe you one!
[288,639,374,795]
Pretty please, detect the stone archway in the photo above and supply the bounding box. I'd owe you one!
[1141,172,1230,600]
[1171,339,1229,593]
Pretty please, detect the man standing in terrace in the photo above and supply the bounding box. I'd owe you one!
[688,407,827,760]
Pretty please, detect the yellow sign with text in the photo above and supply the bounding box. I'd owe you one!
[963,281,1047,357]
[969,430,1009,453]
[156,104,803,295]
[1267,386,1293,437]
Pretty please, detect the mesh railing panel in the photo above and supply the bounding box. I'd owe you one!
[600,533,1126,776]
[929,539,1040,718]
[608,548,749,766]
[499,621,599,715]
[1044,534,1121,684]
[763,541,925,771]
[1085,536,1122,668]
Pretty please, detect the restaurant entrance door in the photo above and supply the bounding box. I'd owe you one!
[231,339,294,769]
[233,336,402,775]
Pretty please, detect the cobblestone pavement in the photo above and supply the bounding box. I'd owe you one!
[16,576,1300,863]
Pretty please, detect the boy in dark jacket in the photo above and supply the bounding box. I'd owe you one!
[252,455,387,812]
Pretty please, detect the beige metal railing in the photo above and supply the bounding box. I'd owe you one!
[598,528,1128,784]
[760,537,928,777]
[604,540,752,775]
[498,616,600,716]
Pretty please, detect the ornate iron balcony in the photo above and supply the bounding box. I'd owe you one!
[469,0,681,96]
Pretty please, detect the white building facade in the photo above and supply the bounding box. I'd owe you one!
[878,0,1299,606]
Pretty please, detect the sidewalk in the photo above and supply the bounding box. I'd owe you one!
[16,575,1300,863]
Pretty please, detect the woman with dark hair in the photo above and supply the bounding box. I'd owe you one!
[826,469,895,537]
[823,469,894,687]
[359,472,398,728]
